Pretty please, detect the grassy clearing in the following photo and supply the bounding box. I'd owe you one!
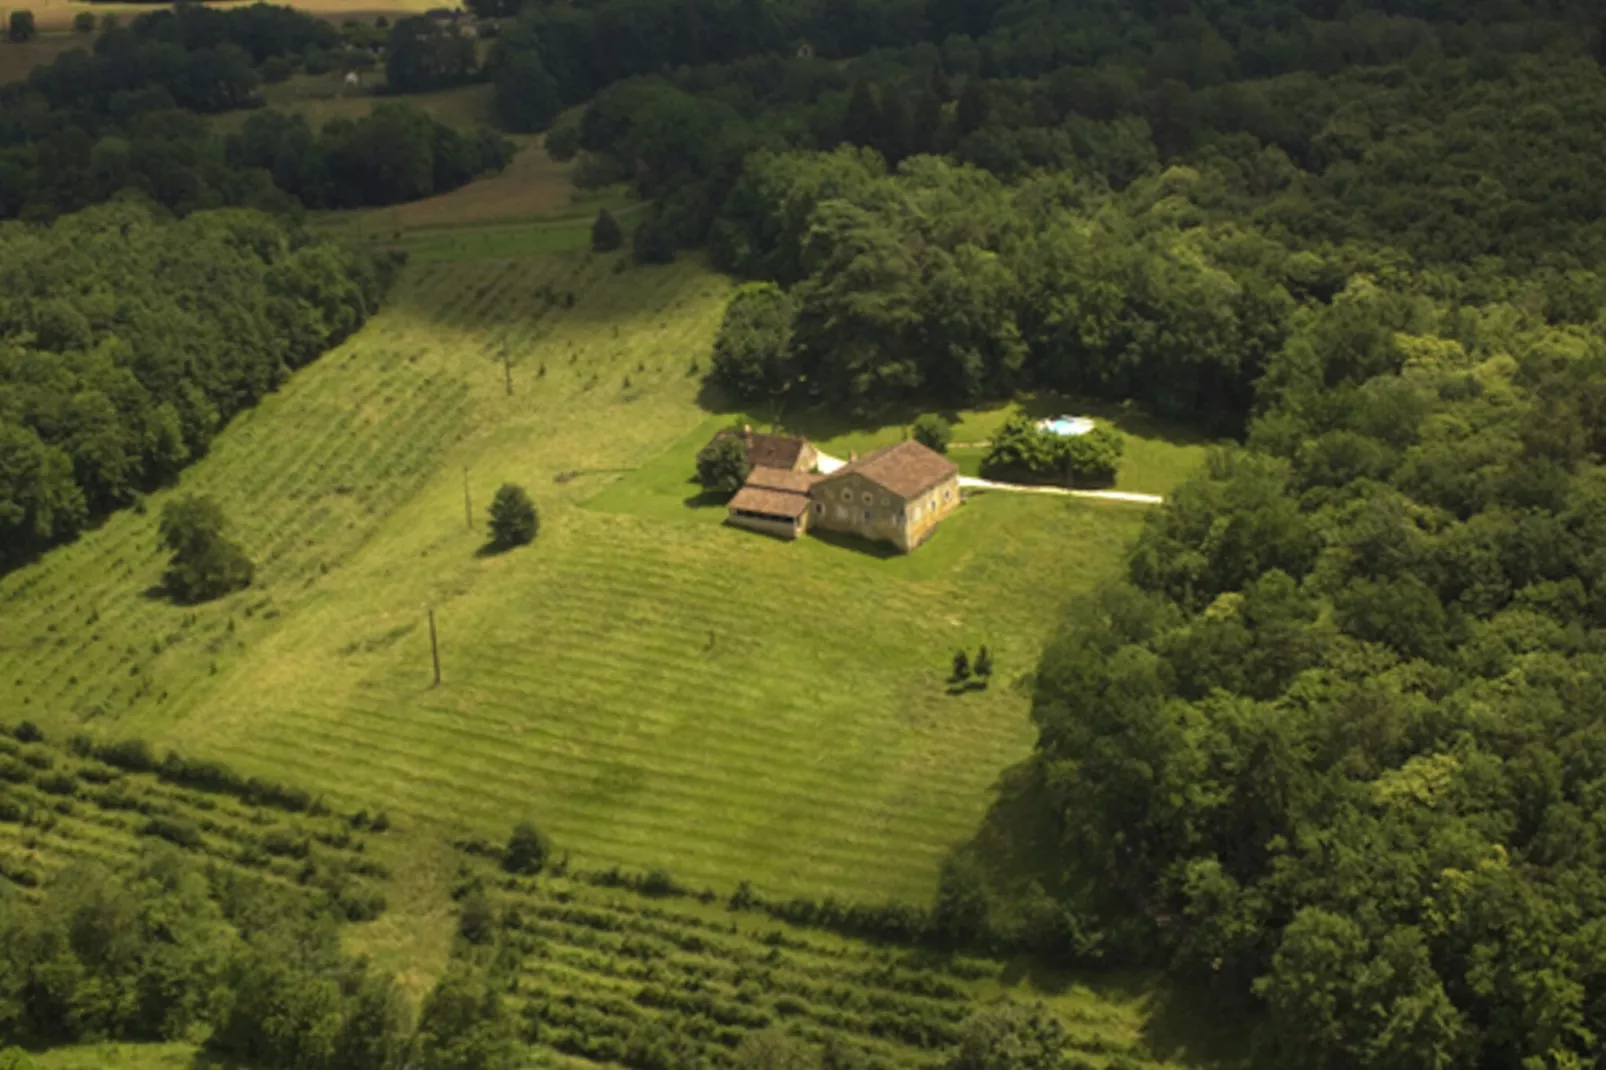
[209,77,496,135]
[742,397,1215,498]
[0,234,1222,1066]
[0,249,1150,911]
[0,240,1210,1066]
[314,191,644,261]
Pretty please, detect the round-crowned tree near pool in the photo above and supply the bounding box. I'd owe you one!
[488,484,538,549]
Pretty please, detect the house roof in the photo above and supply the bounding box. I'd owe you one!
[820,440,958,499]
[746,466,819,494]
[712,430,812,470]
[729,485,811,519]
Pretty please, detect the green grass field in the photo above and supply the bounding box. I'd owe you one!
[0,225,1213,1062]
[745,400,1215,497]
[28,1043,199,1070]
[0,249,1159,909]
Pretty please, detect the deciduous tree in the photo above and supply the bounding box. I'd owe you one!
[912,414,952,454]
[695,434,749,495]
[158,494,254,603]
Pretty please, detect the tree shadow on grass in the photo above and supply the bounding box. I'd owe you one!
[945,678,990,696]
[693,380,967,442]
[955,759,1254,1068]
[1140,984,1257,1070]
[683,482,729,510]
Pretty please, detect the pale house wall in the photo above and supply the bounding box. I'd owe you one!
[807,472,963,552]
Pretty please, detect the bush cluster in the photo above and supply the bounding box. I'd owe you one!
[980,416,1124,488]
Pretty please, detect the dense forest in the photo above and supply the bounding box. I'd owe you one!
[0,202,401,568]
[1013,268,1606,1068]
[0,3,511,220]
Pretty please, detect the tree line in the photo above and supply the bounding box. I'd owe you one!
[0,202,401,571]
[705,151,1298,432]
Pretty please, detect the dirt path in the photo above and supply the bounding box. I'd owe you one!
[814,452,1163,505]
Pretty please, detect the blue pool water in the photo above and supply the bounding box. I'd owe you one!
[1039,416,1095,437]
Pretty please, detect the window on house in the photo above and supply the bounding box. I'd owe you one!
[862,509,872,523]
[841,488,851,502]
[862,492,873,505]
[944,490,952,501]
[813,503,824,516]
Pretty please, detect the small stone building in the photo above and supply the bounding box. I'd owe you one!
[708,427,818,473]
[807,441,960,552]
[726,467,818,539]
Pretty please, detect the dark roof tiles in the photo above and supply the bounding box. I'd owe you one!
[729,485,811,518]
[823,441,957,499]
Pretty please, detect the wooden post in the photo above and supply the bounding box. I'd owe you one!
[463,466,473,530]
[428,607,441,686]
[503,348,513,396]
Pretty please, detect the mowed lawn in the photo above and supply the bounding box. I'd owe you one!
[0,245,1169,921]
[776,400,1216,497]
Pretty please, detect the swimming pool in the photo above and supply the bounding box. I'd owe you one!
[1037,415,1095,437]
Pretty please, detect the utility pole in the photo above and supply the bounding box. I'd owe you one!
[502,346,513,396]
[427,606,441,686]
[463,466,473,530]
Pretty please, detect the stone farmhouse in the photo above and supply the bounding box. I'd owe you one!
[719,433,960,553]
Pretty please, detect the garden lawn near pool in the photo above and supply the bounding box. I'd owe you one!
[759,399,1215,498]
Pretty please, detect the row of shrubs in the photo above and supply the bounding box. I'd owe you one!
[469,821,1006,965]
[1,783,389,921]
[65,734,329,814]
[511,893,971,1016]
[478,857,989,1061]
